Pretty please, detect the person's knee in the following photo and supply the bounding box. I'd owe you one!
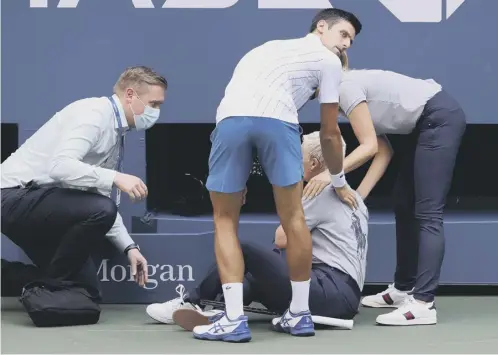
[275,196,305,224]
[88,195,118,228]
[210,191,244,235]
[393,199,413,219]
[280,210,306,234]
[273,182,304,223]
[412,196,446,222]
[413,208,444,224]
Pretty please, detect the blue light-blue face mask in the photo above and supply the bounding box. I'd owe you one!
[130,94,160,131]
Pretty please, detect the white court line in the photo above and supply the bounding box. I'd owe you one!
[131,219,498,236]
[141,219,498,225]
[130,231,216,236]
[368,220,498,225]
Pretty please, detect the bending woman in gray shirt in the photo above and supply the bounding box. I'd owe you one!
[306,53,467,326]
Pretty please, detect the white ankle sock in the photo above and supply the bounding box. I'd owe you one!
[289,279,311,314]
[222,283,244,320]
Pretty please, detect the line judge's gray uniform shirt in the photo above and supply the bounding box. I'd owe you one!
[339,69,442,135]
[303,186,369,291]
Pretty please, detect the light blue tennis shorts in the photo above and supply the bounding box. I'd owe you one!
[206,116,303,193]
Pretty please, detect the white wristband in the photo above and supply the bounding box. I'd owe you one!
[330,171,347,188]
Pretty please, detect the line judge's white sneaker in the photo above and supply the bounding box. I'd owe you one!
[361,283,411,308]
[146,284,200,324]
[376,295,437,326]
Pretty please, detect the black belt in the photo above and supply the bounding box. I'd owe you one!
[2,181,43,190]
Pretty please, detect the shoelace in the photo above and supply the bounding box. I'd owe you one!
[175,284,187,301]
[403,295,416,305]
[162,285,187,307]
[395,295,418,313]
[171,284,203,312]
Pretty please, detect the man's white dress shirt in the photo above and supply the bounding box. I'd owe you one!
[1,94,134,252]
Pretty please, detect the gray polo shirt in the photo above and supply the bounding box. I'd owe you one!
[303,186,369,290]
[339,69,442,135]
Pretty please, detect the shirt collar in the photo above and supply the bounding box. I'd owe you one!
[111,94,129,131]
[305,33,325,48]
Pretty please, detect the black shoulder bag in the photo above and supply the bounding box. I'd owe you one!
[19,279,101,327]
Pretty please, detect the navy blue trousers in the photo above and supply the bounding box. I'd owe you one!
[189,241,361,320]
[393,90,467,302]
[1,184,115,298]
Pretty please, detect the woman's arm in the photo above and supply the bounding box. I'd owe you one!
[356,134,393,200]
[303,102,379,200]
[342,102,379,174]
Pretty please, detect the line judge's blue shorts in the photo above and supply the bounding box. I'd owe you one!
[206,116,304,193]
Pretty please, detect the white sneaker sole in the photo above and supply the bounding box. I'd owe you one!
[376,317,437,326]
[173,309,211,331]
[146,307,174,324]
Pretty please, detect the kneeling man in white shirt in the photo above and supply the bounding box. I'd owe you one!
[1,66,167,295]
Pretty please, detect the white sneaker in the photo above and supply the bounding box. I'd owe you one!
[173,308,225,331]
[376,295,437,326]
[271,309,315,337]
[146,284,200,324]
[361,284,411,308]
[193,313,252,343]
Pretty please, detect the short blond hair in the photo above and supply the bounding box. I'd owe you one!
[113,66,168,95]
[302,131,346,166]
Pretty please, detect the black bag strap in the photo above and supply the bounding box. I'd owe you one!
[22,278,101,301]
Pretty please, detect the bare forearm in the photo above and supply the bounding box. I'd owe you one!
[343,144,377,174]
[357,136,393,199]
[320,132,344,175]
[344,102,379,174]
[320,103,343,175]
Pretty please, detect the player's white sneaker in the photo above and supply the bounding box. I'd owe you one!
[361,283,412,308]
[193,313,252,343]
[173,308,225,331]
[146,284,200,324]
[376,295,437,326]
[271,309,315,337]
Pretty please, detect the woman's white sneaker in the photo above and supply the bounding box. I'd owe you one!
[146,284,200,324]
[376,295,437,326]
[361,284,411,308]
